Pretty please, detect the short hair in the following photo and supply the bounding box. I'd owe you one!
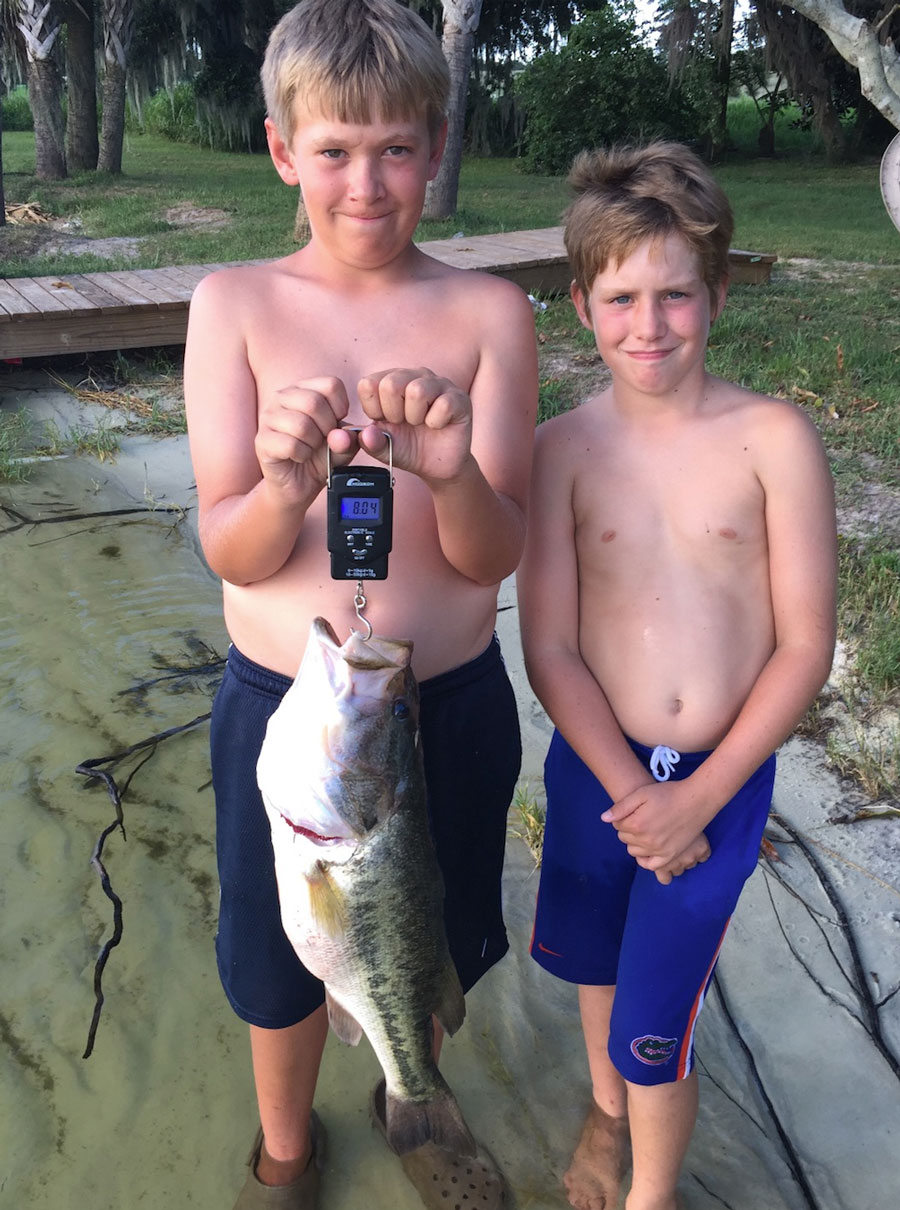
[564,142,734,306]
[261,0,450,140]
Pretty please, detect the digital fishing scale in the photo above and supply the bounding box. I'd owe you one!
[326,430,394,582]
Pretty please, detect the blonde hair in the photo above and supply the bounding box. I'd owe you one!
[564,142,734,306]
[261,0,449,140]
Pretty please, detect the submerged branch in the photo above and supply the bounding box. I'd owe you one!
[76,711,211,1058]
[1,502,186,537]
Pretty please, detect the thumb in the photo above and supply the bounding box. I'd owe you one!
[601,792,643,825]
[358,424,392,462]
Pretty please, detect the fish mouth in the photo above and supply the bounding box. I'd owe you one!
[277,811,355,847]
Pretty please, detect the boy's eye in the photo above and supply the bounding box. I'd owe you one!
[611,294,632,305]
[321,148,345,159]
[667,290,688,300]
[384,144,411,157]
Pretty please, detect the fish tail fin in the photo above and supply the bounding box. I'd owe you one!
[386,1082,476,1158]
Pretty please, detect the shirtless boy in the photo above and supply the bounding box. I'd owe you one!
[518,142,837,1210]
[184,3,537,1208]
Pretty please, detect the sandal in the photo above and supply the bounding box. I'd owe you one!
[370,1080,515,1210]
[232,1111,326,1209]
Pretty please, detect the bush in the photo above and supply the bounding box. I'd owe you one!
[515,7,701,175]
[2,86,34,132]
[138,82,202,142]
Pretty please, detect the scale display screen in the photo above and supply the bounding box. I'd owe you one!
[340,496,382,523]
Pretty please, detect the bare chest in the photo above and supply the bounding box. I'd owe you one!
[573,441,768,579]
[245,282,480,411]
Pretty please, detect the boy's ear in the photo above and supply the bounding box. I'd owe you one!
[427,118,449,181]
[570,280,593,332]
[265,117,300,186]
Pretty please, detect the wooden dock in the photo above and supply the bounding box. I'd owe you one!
[0,228,775,361]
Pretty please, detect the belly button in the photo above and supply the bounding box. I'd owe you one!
[672,698,684,714]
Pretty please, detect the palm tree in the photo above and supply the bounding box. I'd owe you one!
[98,0,135,173]
[13,0,67,179]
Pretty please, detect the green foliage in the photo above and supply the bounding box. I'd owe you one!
[138,84,203,143]
[725,96,824,158]
[1,86,34,132]
[515,7,701,174]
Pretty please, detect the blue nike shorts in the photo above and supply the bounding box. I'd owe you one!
[211,636,521,1029]
[531,729,776,1085]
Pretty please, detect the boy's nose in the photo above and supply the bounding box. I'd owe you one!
[347,157,385,204]
[632,298,666,340]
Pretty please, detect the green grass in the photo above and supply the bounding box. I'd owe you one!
[838,538,900,700]
[3,129,899,278]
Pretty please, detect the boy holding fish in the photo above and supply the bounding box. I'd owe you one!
[184,2,537,1208]
[518,143,837,1210]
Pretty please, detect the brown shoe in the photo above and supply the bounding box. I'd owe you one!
[232,1112,326,1209]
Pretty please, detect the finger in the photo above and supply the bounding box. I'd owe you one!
[422,386,469,430]
[357,424,392,461]
[276,376,351,427]
[257,410,334,467]
[601,800,640,824]
[325,426,361,458]
[358,369,419,424]
[654,868,674,886]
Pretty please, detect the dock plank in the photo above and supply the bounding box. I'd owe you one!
[0,228,776,359]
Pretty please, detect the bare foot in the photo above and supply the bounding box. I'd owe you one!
[563,1102,630,1210]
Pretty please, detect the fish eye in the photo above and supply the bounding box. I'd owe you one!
[392,698,410,720]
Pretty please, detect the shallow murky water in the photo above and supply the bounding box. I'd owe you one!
[3,433,900,1210]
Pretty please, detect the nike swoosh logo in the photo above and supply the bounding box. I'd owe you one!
[536,941,564,957]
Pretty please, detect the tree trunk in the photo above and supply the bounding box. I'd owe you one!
[294,193,310,243]
[18,0,67,180]
[423,0,483,222]
[710,0,735,160]
[97,0,135,175]
[98,59,127,172]
[29,55,67,179]
[0,78,5,227]
[65,0,100,172]
[782,0,900,130]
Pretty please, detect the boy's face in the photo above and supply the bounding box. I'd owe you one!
[571,233,727,401]
[266,103,447,271]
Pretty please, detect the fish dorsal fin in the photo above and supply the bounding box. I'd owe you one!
[432,960,466,1038]
[325,990,363,1046]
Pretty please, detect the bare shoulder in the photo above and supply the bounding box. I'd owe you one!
[418,254,535,323]
[537,392,607,449]
[708,377,827,459]
[190,252,301,314]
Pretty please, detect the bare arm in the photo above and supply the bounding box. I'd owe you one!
[607,405,838,871]
[184,270,350,586]
[356,279,538,586]
[518,419,655,799]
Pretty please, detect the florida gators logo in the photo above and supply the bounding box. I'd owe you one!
[631,1034,678,1065]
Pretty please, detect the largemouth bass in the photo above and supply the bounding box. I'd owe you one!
[257,617,476,1158]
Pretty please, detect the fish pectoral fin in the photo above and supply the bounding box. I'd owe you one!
[307,863,346,938]
[325,990,364,1046]
[432,960,466,1038]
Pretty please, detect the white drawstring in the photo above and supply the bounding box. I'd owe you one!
[649,745,681,782]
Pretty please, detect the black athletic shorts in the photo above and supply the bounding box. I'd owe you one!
[210,636,521,1028]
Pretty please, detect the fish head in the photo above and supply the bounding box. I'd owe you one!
[257,617,420,855]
